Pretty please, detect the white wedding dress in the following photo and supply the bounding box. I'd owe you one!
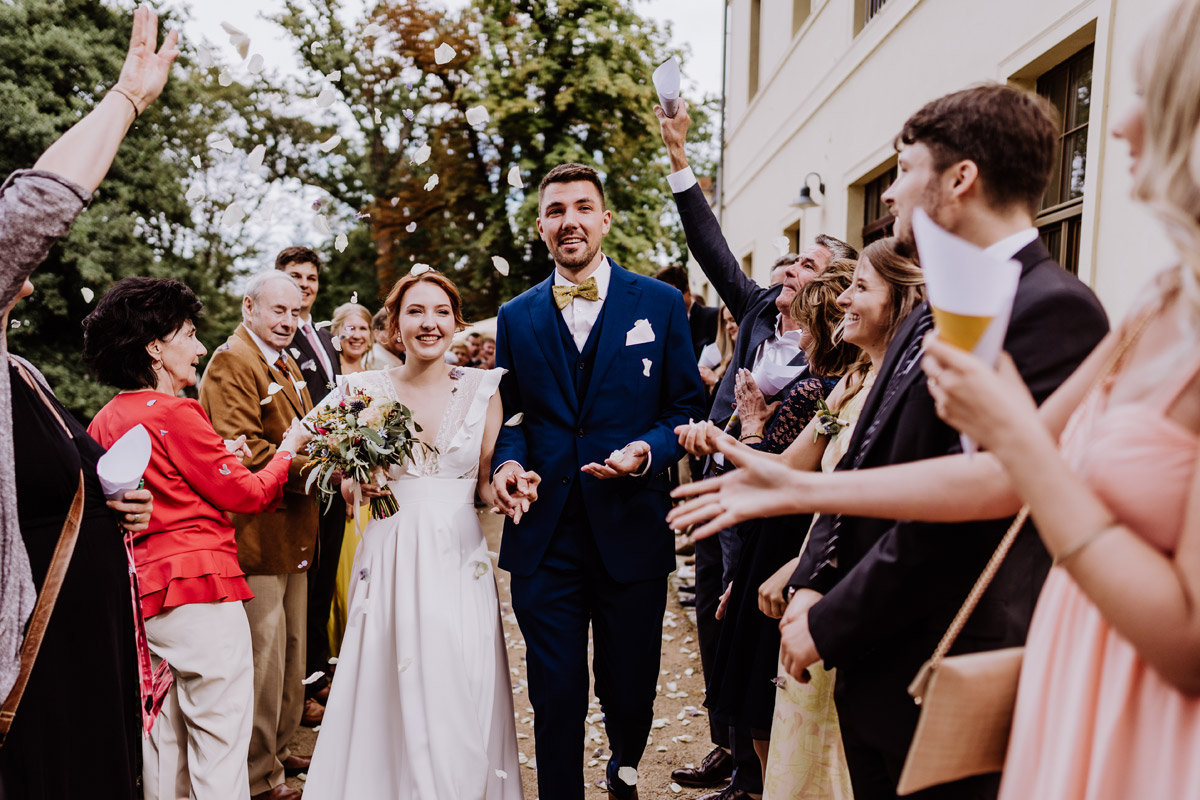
[304,367,523,800]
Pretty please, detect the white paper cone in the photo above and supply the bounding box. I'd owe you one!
[96,424,152,500]
[911,209,1022,455]
[653,57,681,118]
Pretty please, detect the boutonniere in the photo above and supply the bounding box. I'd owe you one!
[812,397,849,443]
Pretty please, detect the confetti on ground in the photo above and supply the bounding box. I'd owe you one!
[221,201,245,228]
[247,53,264,74]
[314,215,332,236]
[412,143,431,165]
[424,174,439,191]
[670,782,683,794]
[465,105,490,126]
[210,136,234,154]
[191,155,202,168]
[196,44,213,69]
[491,255,510,276]
[301,671,325,685]
[434,42,456,64]
[318,134,343,153]
[81,287,95,303]
[185,184,205,203]
[335,233,348,253]
[406,222,417,232]
[247,144,266,172]
[507,165,523,188]
[618,767,638,785]
[315,85,336,108]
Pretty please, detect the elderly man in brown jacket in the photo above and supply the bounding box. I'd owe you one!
[200,270,317,800]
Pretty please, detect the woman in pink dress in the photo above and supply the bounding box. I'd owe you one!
[922,3,1200,794]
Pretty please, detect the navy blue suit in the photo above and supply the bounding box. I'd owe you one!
[494,258,706,800]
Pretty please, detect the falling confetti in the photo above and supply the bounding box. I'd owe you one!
[373,108,382,124]
[403,108,415,121]
[310,41,323,54]
[221,201,245,228]
[259,396,274,406]
[221,22,250,60]
[191,155,202,168]
[494,769,507,780]
[313,85,336,108]
[314,215,332,236]
[411,264,431,276]
[406,222,417,233]
[350,292,358,304]
[362,21,385,38]
[185,184,205,203]
[218,69,234,87]
[247,144,266,172]
[290,348,302,358]
[247,53,265,74]
[399,657,413,673]
[210,136,234,154]
[412,143,431,165]
[473,561,489,579]
[335,233,349,253]
[465,105,490,126]
[80,287,95,303]
[328,656,339,665]
[642,358,652,377]
[434,42,456,64]
[507,166,523,188]
[301,671,325,685]
[331,336,342,352]
[503,413,524,427]
[218,463,231,474]
[774,236,790,257]
[196,44,214,69]
[267,382,284,395]
[424,174,439,191]
[318,134,343,153]
[491,255,510,276]
[325,69,342,82]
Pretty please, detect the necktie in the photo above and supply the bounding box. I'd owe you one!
[274,353,295,381]
[552,276,600,310]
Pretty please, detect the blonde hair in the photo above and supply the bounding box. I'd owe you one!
[330,302,374,368]
[1134,0,1200,326]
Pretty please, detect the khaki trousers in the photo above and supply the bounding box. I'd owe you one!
[142,601,254,800]
[244,572,307,794]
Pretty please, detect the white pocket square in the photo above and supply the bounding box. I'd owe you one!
[625,318,655,346]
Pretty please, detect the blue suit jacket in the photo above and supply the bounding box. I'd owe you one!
[494,259,707,583]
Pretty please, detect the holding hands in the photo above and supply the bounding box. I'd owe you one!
[491,462,542,524]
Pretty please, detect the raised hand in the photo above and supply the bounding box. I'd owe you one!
[674,419,730,458]
[581,440,651,479]
[112,4,181,115]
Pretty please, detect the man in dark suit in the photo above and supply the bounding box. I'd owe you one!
[775,85,1110,800]
[654,264,719,358]
[274,246,343,723]
[491,163,706,800]
[655,101,856,800]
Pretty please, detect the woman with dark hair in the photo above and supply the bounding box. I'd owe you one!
[83,277,311,800]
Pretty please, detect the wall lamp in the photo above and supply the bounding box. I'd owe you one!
[793,172,825,208]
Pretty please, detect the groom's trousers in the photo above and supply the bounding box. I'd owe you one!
[510,484,668,800]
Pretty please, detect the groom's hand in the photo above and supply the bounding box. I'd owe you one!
[581,441,650,480]
[492,462,539,523]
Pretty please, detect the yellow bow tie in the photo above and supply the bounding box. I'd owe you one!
[552,276,600,310]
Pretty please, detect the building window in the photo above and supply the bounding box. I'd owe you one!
[783,221,801,255]
[862,167,896,245]
[749,0,761,99]
[741,252,753,278]
[1036,44,1093,274]
[793,0,811,35]
[856,0,890,33]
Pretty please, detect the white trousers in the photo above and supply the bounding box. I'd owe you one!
[142,600,254,800]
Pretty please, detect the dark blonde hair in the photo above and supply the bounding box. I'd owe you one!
[384,270,468,344]
[789,258,857,378]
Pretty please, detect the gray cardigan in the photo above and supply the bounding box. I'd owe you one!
[0,169,90,701]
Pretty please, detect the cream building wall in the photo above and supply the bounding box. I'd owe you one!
[693,0,1178,325]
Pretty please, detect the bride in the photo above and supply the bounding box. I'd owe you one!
[303,269,534,799]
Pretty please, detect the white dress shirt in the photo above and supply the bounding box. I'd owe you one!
[555,257,611,351]
[984,228,1038,261]
[748,319,806,397]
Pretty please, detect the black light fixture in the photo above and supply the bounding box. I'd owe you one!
[793,172,825,208]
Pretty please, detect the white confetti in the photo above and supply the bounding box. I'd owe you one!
[191,155,202,168]
[507,165,523,188]
[315,320,333,329]
[231,35,250,60]
[221,201,245,228]
[325,69,341,82]
[293,380,307,392]
[146,399,157,406]
[774,236,790,257]
[314,85,336,108]
[218,464,231,475]
[247,53,265,74]
[642,358,652,377]
[310,41,323,54]
[669,783,683,794]
[618,767,638,785]
[80,287,95,303]
[494,769,507,780]
[434,42,456,64]
[424,174,439,191]
[473,561,489,579]
[491,255,510,276]
[399,657,413,673]
[374,108,382,124]
[406,222,417,233]
[196,44,213,69]
[412,143,431,165]
[335,233,349,253]
[411,263,431,276]
[210,136,234,154]
[351,291,359,304]
[314,214,332,236]
[218,68,234,87]
[331,336,342,352]
[465,105,490,126]
[318,134,343,153]
[301,670,325,685]
[328,656,339,665]
[362,21,385,38]
[518,752,528,765]
[246,144,266,172]
[185,184,205,203]
[503,413,524,427]
[267,382,284,395]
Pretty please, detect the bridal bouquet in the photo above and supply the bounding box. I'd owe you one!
[302,388,434,519]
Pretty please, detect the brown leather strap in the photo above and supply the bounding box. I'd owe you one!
[0,471,85,744]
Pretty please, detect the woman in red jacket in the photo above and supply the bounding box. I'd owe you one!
[83,277,310,800]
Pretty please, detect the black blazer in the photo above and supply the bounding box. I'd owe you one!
[689,302,719,359]
[289,322,342,405]
[674,183,803,425]
[790,239,1109,755]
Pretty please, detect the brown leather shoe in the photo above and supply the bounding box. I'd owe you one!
[250,785,302,800]
[671,746,733,787]
[696,787,755,800]
[283,753,311,776]
[301,697,324,727]
[313,683,331,704]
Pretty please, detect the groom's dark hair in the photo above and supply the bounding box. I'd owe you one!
[538,163,606,210]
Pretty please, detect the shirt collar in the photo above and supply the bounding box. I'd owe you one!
[245,326,283,365]
[984,228,1038,261]
[772,316,806,342]
[553,255,611,300]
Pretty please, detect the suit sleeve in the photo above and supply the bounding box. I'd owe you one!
[674,183,769,323]
[492,305,528,474]
[804,284,1109,668]
[636,292,708,475]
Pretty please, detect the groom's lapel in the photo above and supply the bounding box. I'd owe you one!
[527,276,579,414]
[579,260,640,420]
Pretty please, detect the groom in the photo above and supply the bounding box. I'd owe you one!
[493,163,706,800]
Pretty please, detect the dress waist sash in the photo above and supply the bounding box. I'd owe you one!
[388,477,476,506]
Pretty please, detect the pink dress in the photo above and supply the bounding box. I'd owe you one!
[998,354,1200,800]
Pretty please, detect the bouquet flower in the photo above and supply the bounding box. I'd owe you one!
[303,387,435,519]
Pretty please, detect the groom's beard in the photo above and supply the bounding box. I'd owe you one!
[549,231,602,273]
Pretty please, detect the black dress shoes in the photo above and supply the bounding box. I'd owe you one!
[696,787,756,800]
[671,745,733,787]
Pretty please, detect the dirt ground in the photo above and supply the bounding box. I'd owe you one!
[287,509,717,799]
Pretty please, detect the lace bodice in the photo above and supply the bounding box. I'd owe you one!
[314,367,504,481]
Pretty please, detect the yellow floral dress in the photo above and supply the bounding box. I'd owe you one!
[763,367,875,800]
